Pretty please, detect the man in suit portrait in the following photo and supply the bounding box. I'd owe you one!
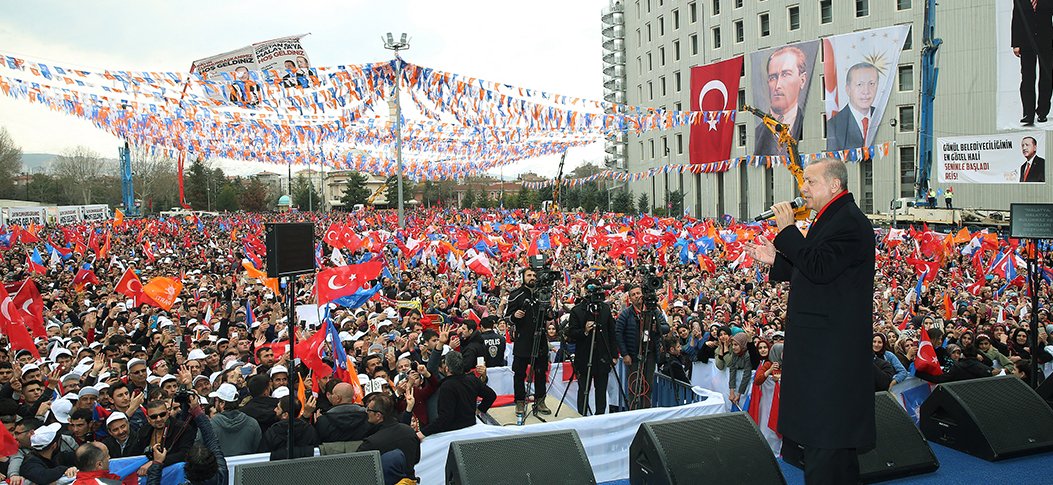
[754,46,809,156]
[1020,136,1046,182]
[826,63,879,151]
[1012,0,1053,126]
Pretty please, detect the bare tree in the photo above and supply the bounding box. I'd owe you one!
[54,146,105,204]
[0,127,22,197]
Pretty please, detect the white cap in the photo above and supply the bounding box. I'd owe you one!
[127,358,147,371]
[269,365,288,377]
[186,349,207,361]
[30,423,62,450]
[20,364,40,377]
[106,412,128,427]
[208,383,239,402]
[271,386,290,399]
[159,374,177,385]
[49,399,73,424]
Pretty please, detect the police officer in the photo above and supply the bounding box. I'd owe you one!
[505,266,550,416]
[459,316,506,368]
[567,278,617,416]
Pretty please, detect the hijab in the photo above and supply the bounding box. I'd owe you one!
[769,343,784,365]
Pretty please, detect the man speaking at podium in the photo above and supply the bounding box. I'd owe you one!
[746,159,875,484]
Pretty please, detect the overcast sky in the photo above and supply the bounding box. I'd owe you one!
[0,0,607,178]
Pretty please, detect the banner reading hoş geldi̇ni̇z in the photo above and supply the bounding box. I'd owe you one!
[191,35,321,108]
[689,56,743,165]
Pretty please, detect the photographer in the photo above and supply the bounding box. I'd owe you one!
[615,283,669,410]
[567,279,617,416]
[505,266,551,416]
[146,390,228,485]
[134,399,198,475]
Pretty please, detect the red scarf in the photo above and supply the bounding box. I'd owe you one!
[747,361,781,437]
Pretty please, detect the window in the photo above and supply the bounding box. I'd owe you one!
[821,113,828,138]
[820,0,833,24]
[903,26,913,49]
[674,71,682,92]
[649,140,655,159]
[674,40,681,60]
[855,0,869,17]
[674,101,682,111]
[646,0,651,13]
[659,16,665,36]
[673,9,680,29]
[712,0,720,16]
[713,26,722,48]
[690,34,699,55]
[676,134,684,154]
[788,5,800,30]
[899,146,916,197]
[659,46,666,66]
[647,52,653,71]
[637,84,643,101]
[660,76,667,96]
[820,75,825,100]
[646,23,652,42]
[898,105,915,131]
[898,64,914,91]
[735,0,743,7]
[636,29,642,47]
[689,2,697,22]
[636,57,642,73]
[636,0,641,17]
[648,81,654,100]
[738,89,745,109]
[734,20,744,43]
[738,124,747,147]
[897,0,912,10]
[759,13,770,37]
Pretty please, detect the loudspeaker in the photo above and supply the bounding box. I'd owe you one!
[446,430,595,485]
[1037,375,1053,410]
[782,392,939,483]
[264,223,315,276]
[920,375,1053,461]
[233,451,382,485]
[629,412,785,485]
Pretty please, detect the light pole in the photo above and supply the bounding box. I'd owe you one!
[383,32,411,228]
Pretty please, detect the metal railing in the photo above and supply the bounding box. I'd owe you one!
[653,371,706,407]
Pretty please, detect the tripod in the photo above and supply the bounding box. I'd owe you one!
[516,289,551,425]
[555,300,629,417]
[628,298,661,411]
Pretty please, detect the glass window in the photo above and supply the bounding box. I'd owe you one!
[898,106,915,131]
[759,13,770,37]
[677,134,684,154]
[899,146,916,197]
[820,0,833,24]
[659,46,666,66]
[690,34,699,55]
[856,0,869,17]
[674,71,682,92]
[713,27,722,48]
[788,5,800,31]
[689,2,697,22]
[660,76,667,96]
[674,40,681,61]
[735,0,743,7]
[673,9,680,29]
[647,52,653,71]
[712,0,721,16]
[738,89,746,109]
[734,20,744,43]
[821,113,828,138]
[659,16,665,36]
[897,0,912,10]
[647,23,652,42]
[898,64,914,91]
[903,26,913,49]
[738,124,747,147]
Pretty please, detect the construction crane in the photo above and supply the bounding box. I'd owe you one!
[917,0,942,199]
[550,149,568,212]
[368,181,392,207]
[118,140,138,216]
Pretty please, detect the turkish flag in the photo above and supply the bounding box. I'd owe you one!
[915,327,943,375]
[114,268,144,298]
[323,224,343,249]
[316,260,384,304]
[689,56,743,165]
[0,284,39,360]
[12,280,47,339]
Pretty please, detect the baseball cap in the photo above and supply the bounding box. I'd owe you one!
[30,423,62,450]
[271,386,290,399]
[269,365,288,377]
[49,399,73,424]
[106,412,128,427]
[208,383,239,403]
[186,349,207,361]
[78,386,99,398]
[20,364,40,377]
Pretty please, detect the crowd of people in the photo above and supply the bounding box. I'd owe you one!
[0,202,1049,484]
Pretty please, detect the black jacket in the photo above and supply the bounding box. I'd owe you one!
[241,395,279,434]
[567,301,617,369]
[260,419,319,460]
[917,358,996,384]
[1012,0,1053,51]
[315,403,371,443]
[420,373,496,436]
[1020,156,1046,183]
[358,419,421,473]
[21,451,73,485]
[459,330,506,368]
[102,432,144,459]
[135,413,199,467]
[505,286,547,358]
[770,192,876,450]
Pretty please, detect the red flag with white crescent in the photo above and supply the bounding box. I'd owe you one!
[914,327,943,375]
[689,56,743,165]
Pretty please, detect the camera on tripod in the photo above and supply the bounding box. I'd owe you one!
[637,265,663,310]
[528,254,560,301]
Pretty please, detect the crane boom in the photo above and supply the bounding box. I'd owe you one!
[917,0,942,198]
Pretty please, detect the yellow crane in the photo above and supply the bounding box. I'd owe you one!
[367,181,391,207]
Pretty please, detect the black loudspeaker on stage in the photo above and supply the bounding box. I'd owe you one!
[446,430,596,485]
[919,375,1053,461]
[265,223,315,277]
[233,451,383,485]
[782,392,939,483]
[630,413,785,485]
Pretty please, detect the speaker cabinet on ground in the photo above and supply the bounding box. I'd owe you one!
[629,412,785,485]
[920,375,1053,461]
[782,392,939,483]
[446,430,595,485]
[264,222,315,276]
[1037,375,1053,410]
[233,451,382,485]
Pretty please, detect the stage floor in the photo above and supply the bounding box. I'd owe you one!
[599,443,1053,485]
[485,395,582,426]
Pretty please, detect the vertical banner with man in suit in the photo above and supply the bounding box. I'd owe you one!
[996,0,1053,129]
[936,131,1046,184]
[749,41,820,156]
[822,25,910,151]
[690,56,744,165]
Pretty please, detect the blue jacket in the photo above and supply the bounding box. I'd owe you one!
[615,306,669,359]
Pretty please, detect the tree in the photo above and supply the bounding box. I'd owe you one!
[612,189,634,214]
[384,175,415,209]
[129,144,177,214]
[240,178,271,212]
[475,192,491,209]
[184,158,210,209]
[0,127,22,197]
[291,173,321,210]
[215,179,242,212]
[27,173,69,205]
[668,190,685,216]
[461,188,476,209]
[339,171,371,207]
[637,193,650,215]
[54,146,106,205]
[570,162,604,178]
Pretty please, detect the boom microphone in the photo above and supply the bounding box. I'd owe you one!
[754,197,805,221]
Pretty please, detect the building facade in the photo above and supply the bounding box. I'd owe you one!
[606,0,1051,219]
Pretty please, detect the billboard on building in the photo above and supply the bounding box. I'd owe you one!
[191,35,319,108]
[822,25,911,151]
[936,131,1046,184]
[749,41,820,156]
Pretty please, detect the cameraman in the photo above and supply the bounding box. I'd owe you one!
[134,399,198,475]
[505,266,551,416]
[146,390,228,485]
[567,279,617,416]
[615,283,670,410]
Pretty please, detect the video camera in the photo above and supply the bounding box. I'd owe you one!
[527,254,561,302]
[637,264,663,310]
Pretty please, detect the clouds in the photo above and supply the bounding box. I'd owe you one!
[0,0,606,177]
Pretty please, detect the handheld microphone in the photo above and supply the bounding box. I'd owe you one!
[754,197,805,222]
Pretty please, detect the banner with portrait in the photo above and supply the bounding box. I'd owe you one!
[749,41,820,156]
[995,1,1053,130]
[191,35,319,108]
[822,25,910,151]
[936,131,1047,184]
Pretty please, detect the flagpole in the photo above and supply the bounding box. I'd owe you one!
[286,274,297,460]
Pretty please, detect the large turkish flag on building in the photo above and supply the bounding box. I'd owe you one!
[689,56,743,165]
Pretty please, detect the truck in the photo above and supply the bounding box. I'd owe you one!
[868,198,1011,230]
